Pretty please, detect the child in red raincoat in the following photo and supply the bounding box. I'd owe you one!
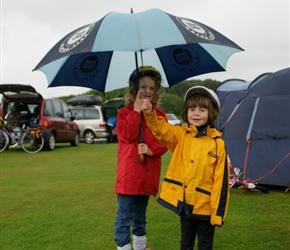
[114,66,168,250]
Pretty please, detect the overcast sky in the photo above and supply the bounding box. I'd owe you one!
[1,0,289,98]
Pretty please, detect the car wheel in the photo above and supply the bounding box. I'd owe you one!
[71,133,80,146]
[44,132,55,150]
[84,130,95,144]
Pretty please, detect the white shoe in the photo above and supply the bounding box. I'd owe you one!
[117,244,131,250]
[133,235,147,250]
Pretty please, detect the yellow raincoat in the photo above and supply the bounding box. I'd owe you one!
[144,110,230,226]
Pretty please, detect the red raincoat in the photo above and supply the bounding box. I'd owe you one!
[115,103,168,196]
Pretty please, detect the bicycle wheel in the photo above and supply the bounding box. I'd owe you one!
[21,131,44,153]
[0,130,9,152]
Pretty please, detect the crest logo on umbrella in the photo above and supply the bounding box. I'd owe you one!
[176,17,215,40]
[73,53,103,81]
[59,23,95,53]
[169,46,200,72]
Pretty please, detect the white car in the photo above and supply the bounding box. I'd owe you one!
[166,113,182,126]
[68,95,118,144]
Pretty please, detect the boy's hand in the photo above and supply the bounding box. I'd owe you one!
[142,98,152,114]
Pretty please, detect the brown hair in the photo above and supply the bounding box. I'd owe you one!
[125,75,163,105]
[182,93,218,125]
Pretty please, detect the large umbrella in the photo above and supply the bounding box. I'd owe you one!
[33,8,243,92]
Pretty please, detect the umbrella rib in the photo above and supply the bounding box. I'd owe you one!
[134,13,143,51]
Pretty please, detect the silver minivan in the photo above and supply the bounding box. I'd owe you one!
[68,95,123,144]
[70,106,105,143]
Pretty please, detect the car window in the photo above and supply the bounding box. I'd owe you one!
[104,107,118,120]
[84,108,100,119]
[61,101,72,119]
[52,100,64,118]
[167,114,177,120]
[27,104,39,114]
[44,100,53,116]
[71,109,83,120]
[6,102,15,114]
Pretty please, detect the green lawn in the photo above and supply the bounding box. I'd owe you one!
[1,143,289,249]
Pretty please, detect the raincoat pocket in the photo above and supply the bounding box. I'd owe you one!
[192,187,211,215]
[159,177,182,207]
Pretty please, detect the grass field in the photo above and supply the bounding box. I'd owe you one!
[1,143,289,249]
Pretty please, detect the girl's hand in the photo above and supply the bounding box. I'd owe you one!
[134,90,143,112]
[138,143,153,156]
[141,98,152,114]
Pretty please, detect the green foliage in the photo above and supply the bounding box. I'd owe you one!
[158,93,183,115]
[165,79,220,97]
[1,144,289,250]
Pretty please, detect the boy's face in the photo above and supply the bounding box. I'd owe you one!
[187,105,209,127]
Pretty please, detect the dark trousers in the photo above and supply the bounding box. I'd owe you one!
[180,217,215,250]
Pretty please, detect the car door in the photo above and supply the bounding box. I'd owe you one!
[60,101,78,139]
[83,107,105,132]
[70,108,85,133]
[50,100,67,139]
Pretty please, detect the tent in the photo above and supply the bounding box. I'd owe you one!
[220,68,290,187]
[215,79,251,130]
[215,79,250,102]
[216,74,271,130]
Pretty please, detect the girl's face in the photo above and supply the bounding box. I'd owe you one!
[139,76,156,102]
[187,105,209,127]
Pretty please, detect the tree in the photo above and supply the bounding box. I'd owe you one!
[159,93,183,116]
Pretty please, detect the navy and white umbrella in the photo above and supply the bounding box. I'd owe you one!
[33,8,243,92]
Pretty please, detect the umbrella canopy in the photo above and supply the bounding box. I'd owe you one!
[33,8,243,92]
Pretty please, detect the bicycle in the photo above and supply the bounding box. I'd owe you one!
[228,155,269,193]
[0,116,44,153]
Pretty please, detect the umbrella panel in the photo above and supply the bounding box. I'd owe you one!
[34,8,243,72]
[44,43,238,93]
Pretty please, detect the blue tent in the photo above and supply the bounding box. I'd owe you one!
[215,79,251,130]
[216,73,271,130]
[220,68,290,187]
[215,79,250,103]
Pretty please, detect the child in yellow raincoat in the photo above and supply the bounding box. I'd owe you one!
[142,86,230,250]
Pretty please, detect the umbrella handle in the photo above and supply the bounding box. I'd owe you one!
[139,112,146,164]
[139,139,146,164]
[140,153,146,164]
